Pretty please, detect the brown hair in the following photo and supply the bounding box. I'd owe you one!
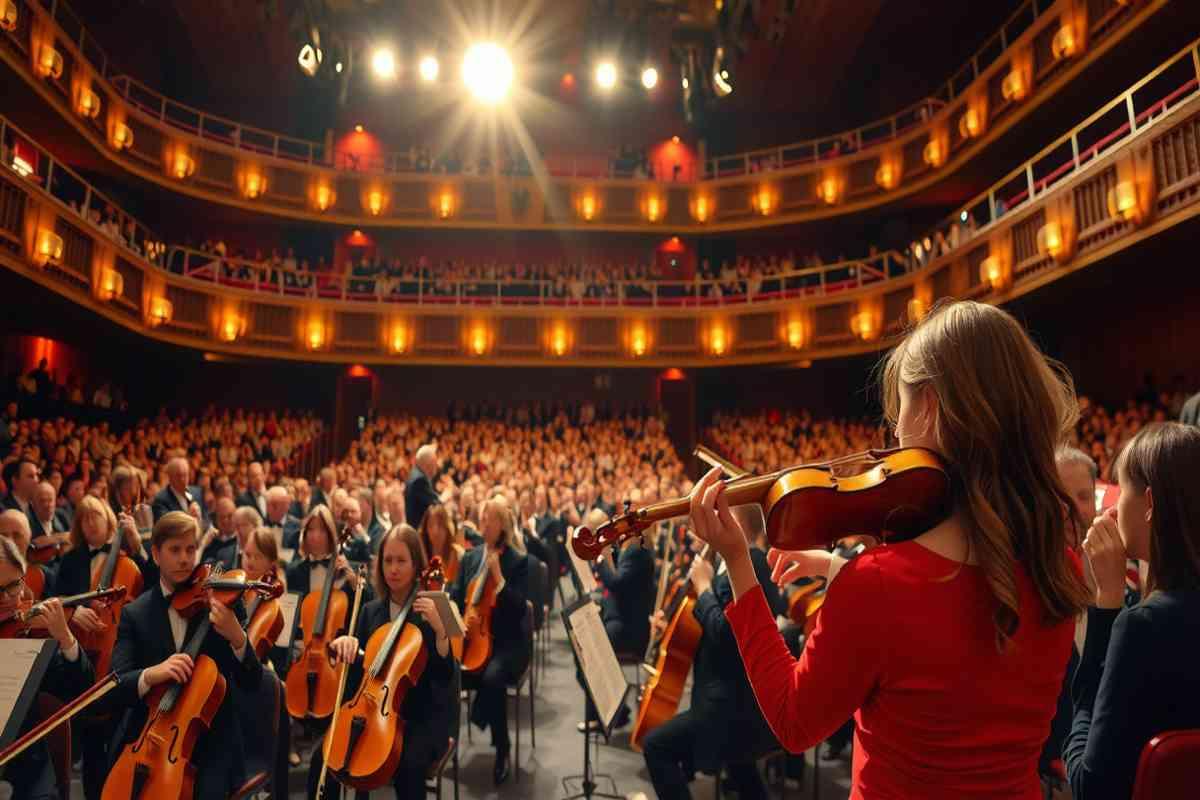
[299,504,338,558]
[419,504,461,562]
[70,494,118,550]
[151,511,199,550]
[372,524,427,600]
[244,526,284,583]
[1114,422,1200,595]
[881,300,1088,649]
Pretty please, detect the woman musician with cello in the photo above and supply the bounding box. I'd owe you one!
[312,523,455,799]
[419,504,464,585]
[0,535,94,800]
[449,494,528,786]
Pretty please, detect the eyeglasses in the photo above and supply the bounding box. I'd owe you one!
[0,577,26,598]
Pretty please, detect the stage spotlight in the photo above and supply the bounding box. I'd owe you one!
[371,46,397,81]
[463,43,513,104]
[681,76,689,90]
[335,61,343,73]
[712,47,733,96]
[641,66,659,90]
[298,44,322,77]
[419,55,439,82]
[595,61,617,91]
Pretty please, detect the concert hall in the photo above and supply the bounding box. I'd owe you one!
[1,0,1199,798]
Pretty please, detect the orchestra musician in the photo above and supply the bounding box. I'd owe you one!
[202,504,261,570]
[419,504,465,584]
[641,507,785,800]
[103,511,263,798]
[30,481,69,564]
[0,536,93,800]
[0,509,55,599]
[150,457,202,523]
[198,497,238,567]
[450,494,529,786]
[688,300,1089,799]
[311,524,455,799]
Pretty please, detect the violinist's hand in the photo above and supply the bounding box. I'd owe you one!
[39,598,75,651]
[147,653,194,688]
[1083,507,1127,609]
[335,555,359,588]
[329,635,359,665]
[209,600,247,652]
[648,609,667,638]
[688,466,749,564]
[70,605,105,634]
[414,597,446,640]
[768,549,836,587]
[118,513,140,551]
[689,557,714,596]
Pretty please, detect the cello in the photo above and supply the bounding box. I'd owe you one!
[102,566,277,800]
[321,559,445,790]
[461,544,502,675]
[74,526,144,677]
[286,528,354,719]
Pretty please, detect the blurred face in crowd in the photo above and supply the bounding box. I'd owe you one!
[167,459,189,492]
[303,516,334,558]
[1058,461,1097,534]
[266,492,289,523]
[295,479,311,503]
[12,461,39,501]
[380,536,416,599]
[153,534,198,590]
[241,535,272,579]
[80,509,110,548]
[215,498,236,536]
[249,463,265,491]
[0,511,31,553]
[387,490,405,526]
[33,483,56,522]
[319,469,336,493]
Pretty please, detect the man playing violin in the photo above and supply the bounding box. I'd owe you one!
[0,535,93,800]
[104,511,263,798]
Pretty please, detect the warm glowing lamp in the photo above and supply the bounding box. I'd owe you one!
[816,176,843,205]
[1052,25,1078,60]
[923,138,946,168]
[95,267,124,301]
[1001,69,1029,102]
[547,322,572,357]
[109,122,133,151]
[1036,221,1067,261]
[305,320,327,351]
[147,296,173,327]
[387,325,411,355]
[238,168,267,200]
[642,192,664,223]
[364,188,387,216]
[1107,181,1141,223]
[850,311,879,341]
[36,44,63,79]
[75,86,101,119]
[436,189,457,220]
[1,2,17,33]
[629,326,649,357]
[875,161,900,190]
[958,108,983,139]
[33,229,63,267]
[577,190,599,222]
[751,185,777,216]
[689,193,713,223]
[467,323,492,356]
[782,317,807,350]
[218,314,244,343]
[169,150,195,180]
[706,323,730,356]
[906,297,928,323]
[310,182,336,212]
[979,255,1005,289]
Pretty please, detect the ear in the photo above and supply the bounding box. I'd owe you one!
[1144,485,1153,523]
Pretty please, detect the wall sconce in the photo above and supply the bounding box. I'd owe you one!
[704,321,732,357]
[781,317,808,350]
[95,266,124,301]
[575,189,600,222]
[304,319,328,351]
[75,86,101,119]
[816,175,843,205]
[689,192,714,223]
[923,136,947,168]
[217,312,246,342]
[308,182,336,213]
[1,2,17,33]
[979,255,1007,289]
[147,296,173,327]
[850,311,879,342]
[1107,181,1142,224]
[385,319,413,355]
[465,321,494,357]
[906,297,928,323]
[640,191,665,223]
[109,121,134,151]
[958,107,984,139]
[750,184,778,216]
[1052,25,1078,60]
[35,44,63,80]
[435,188,457,220]
[875,160,901,191]
[627,321,652,358]
[1036,221,1070,261]
[237,167,268,200]
[33,229,63,267]
[362,186,389,216]
[546,320,574,357]
[1001,68,1029,102]
[167,148,195,180]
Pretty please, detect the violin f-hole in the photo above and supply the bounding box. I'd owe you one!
[379,684,390,717]
[167,724,181,764]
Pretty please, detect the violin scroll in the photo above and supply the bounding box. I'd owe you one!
[572,511,652,561]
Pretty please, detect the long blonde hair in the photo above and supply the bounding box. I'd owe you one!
[882,300,1088,649]
[70,494,118,550]
[480,495,525,554]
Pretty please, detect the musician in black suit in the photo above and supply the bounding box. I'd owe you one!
[450,495,529,785]
[235,461,270,519]
[150,457,201,522]
[283,505,364,600]
[310,524,455,799]
[262,486,301,553]
[104,511,263,799]
[310,467,337,515]
[405,444,441,529]
[0,536,94,800]
[202,503,260,571]
[642,505,786,800]
[30,482,68,574]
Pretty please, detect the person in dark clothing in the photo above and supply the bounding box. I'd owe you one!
[309,524,455,799]
[1066,423,1200,800]
[450,495,529,786]
[642,528,786,800]
[405,444,442,530]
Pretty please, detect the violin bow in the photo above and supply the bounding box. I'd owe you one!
[315,564,369,798]
[0,672,119,767]
[693,445,748,480]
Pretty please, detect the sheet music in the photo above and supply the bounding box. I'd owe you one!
[276,591,301,647]
[416,590,466,638]
[566,528,598,594]
[566,600,628,729]
[0,640,50,739]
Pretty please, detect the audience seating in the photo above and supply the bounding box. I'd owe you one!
[1132,729,1200,800]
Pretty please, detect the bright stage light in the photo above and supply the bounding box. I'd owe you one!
[419,55,439,82]
[641,66,659,90]
[371,46,397,81]
[298,44,322,77]
[463,43,513,104]
[595,61,617,91]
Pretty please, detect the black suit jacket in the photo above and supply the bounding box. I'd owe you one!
[53,504,74,533]
[201,536,240,571]
[151,485,193,522]
[596,542,655,653]
[107,583,263,789]
[235,490,268,517]
[1,494,37,532]
[404,467,440,530]
[450,545,529,672]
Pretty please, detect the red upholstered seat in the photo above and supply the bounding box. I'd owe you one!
[1133,729,1200,800]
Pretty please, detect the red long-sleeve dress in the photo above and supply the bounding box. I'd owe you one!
[725,540,1074,799]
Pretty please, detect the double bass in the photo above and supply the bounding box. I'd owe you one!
[102,565,279,800]
[286,529,354,719]
[321,559,445,790]
[74,529,144,677]
[461,544,502,674]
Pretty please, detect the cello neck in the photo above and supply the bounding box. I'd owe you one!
[98,534,122,590]
[311,556,338,638]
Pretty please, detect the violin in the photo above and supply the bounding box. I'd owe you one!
[74,531,144,678]
[26,535,65,565]
[0,586,127,638]
[102,567,278,800]
[461,543,503,675]
[421,557,462,660]
[573,447,951,561]
[23,564,46,603]
[286,528,354,720]
[322,560,444,790]
[243,571,286,661]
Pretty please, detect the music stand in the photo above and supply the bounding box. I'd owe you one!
[560,596,630,800]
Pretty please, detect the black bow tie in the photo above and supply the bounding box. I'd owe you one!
[309,557,332,567]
